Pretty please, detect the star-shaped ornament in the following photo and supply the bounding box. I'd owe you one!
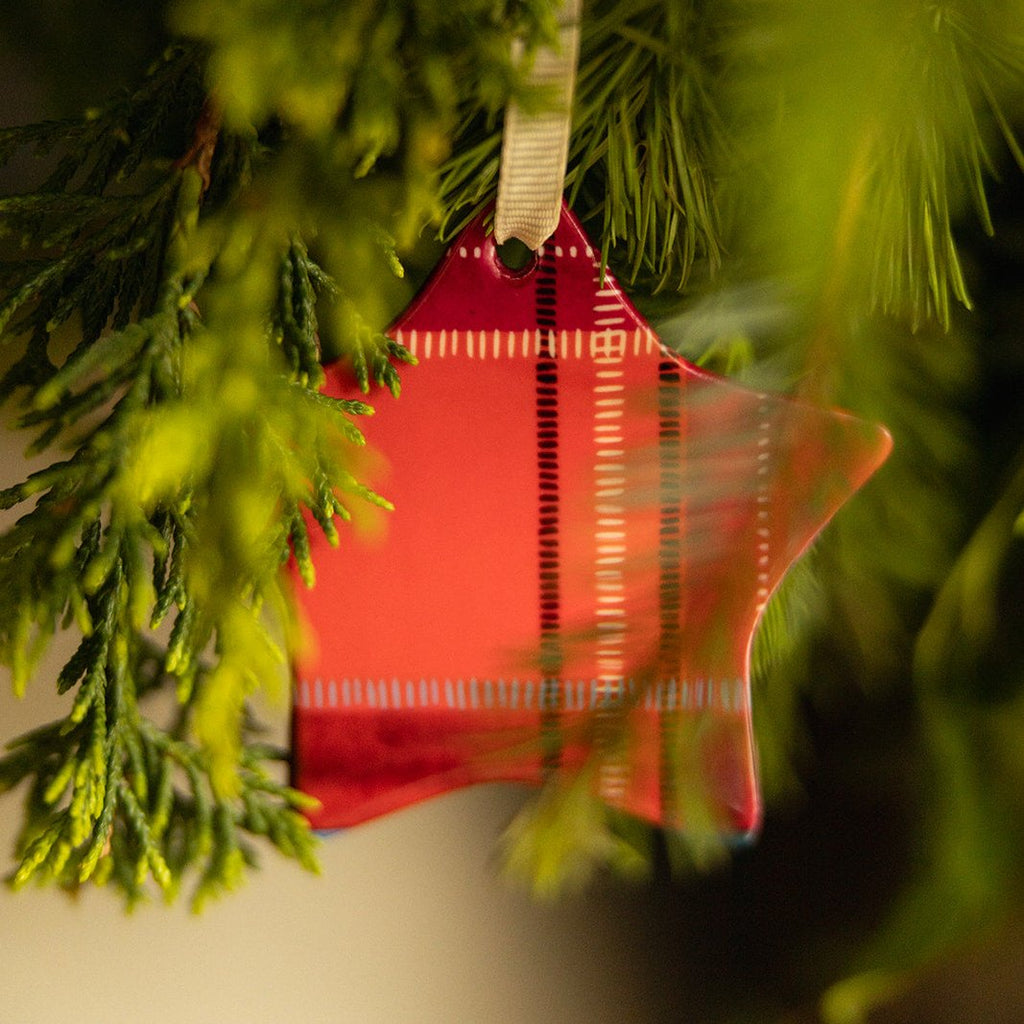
[291,204,891,837]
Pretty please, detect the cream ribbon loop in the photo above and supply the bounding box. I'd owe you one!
[494,0,581,251]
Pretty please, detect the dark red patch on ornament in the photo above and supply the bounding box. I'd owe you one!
[291,204,891,835]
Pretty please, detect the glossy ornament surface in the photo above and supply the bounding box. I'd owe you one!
[291,204,891,836]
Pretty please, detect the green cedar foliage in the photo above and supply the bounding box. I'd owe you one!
[0,5,1023,1017]
[0,46,364,907]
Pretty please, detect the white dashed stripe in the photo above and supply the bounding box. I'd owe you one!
[296,677,745,711]
[755,398,774,612]
[389,328,658,360]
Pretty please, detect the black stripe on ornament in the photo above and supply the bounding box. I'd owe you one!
[535,244,561,771]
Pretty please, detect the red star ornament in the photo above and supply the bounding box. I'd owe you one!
[291,204,891,838]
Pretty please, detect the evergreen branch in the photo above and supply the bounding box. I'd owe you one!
[569,0,725,290]
[0,40,402,904]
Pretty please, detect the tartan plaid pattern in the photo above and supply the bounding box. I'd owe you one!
[291,204,891,834]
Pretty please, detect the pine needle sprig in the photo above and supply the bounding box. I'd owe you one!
[721,0,1024,330]
[438,0,725,291]
[860,2,1024,328]
[568,0,725,291]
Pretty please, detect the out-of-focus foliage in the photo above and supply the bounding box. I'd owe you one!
[0,2,1023,1021]
[720,0,1024,329]
[0,45,378,905]
[702,2,1024,1020]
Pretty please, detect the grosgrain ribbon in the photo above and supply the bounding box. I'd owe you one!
[494,0,581,251]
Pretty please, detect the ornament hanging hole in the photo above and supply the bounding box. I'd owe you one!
[494,237,538,276]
